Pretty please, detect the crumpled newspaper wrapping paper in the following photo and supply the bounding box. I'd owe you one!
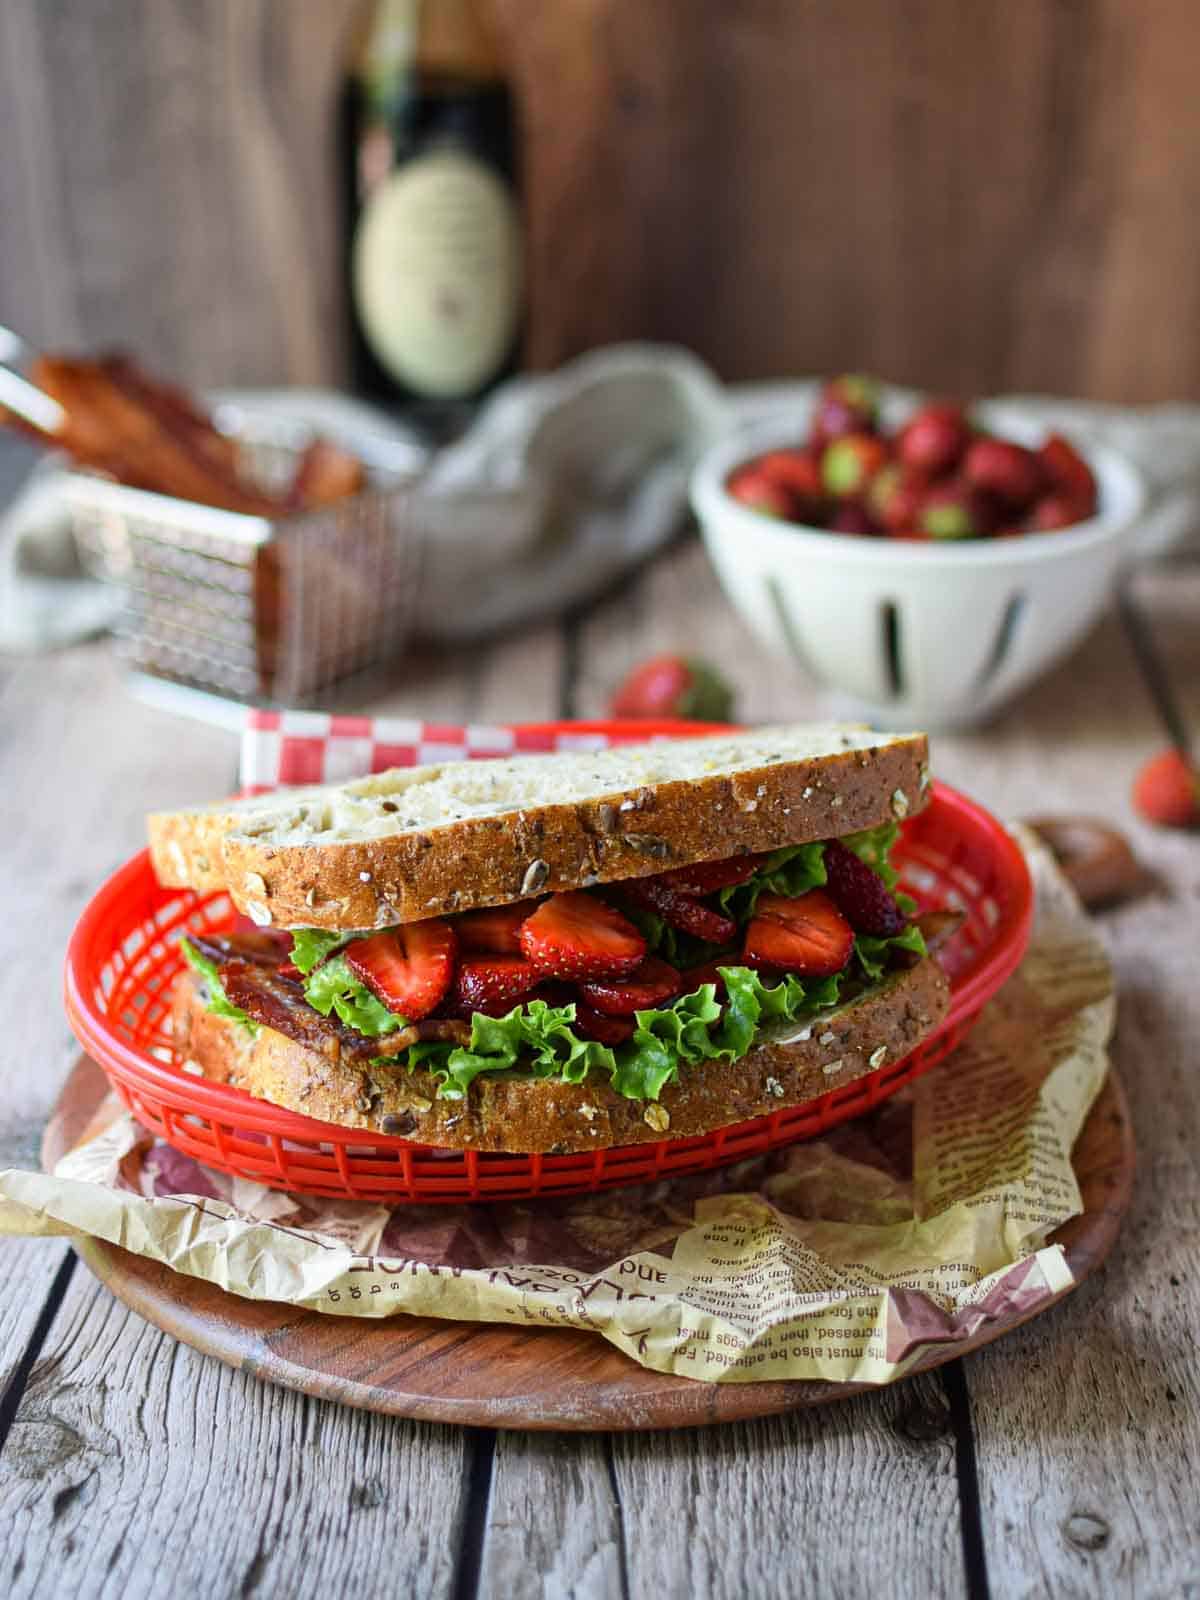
[0,831,1115,1385]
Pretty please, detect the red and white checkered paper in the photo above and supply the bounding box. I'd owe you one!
[239,710,672,794]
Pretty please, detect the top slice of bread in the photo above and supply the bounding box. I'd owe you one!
[148,723,929,930]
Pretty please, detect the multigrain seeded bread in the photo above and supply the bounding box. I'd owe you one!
[149,724,929,930]
[169,955,950,1154]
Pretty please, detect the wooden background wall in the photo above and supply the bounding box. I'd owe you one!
[3,0,1199,403]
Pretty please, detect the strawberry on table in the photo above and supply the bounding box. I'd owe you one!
[822,840,908,936]
[345,920,456,1021]
[609,654,734,722]
[520,892,647,979]
[1132,748,1200,829]
[743,890,853,976]
[454,902,530,954]
[579,956,682,1016]
[454,955,543,1015]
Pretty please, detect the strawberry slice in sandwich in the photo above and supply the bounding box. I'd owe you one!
[156,722,956,1154]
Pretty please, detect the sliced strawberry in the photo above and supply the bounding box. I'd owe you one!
[519,891,646,979]
[345,920,456,1021]
[743,890,853,976]
[652,854,763,895]
[621,878,737,944]
[454,902,531,954]
[822,839,908,936]
[453,955,542,1015]
[579,956,682,1016]
[680,958,732,995]
[572,1002,635,1045]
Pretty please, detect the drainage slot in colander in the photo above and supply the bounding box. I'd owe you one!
[765,576,824,682]
[976,593,1027,690]
[881,602,903,697]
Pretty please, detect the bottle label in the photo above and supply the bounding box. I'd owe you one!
[352,146,521,398]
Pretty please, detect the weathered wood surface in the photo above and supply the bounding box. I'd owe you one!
[483,1376,969,1600]
[0,512,1197,1595]
[5,1,1200,401]
[963,565,1200,1599]
[39,1055,1132,1436]
[0,0,351,389]
[0,1263,476,1600]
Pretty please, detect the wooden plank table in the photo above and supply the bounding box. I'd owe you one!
[0,524,1197,1598]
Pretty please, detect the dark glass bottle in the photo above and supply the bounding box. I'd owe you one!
[341,0,523,420]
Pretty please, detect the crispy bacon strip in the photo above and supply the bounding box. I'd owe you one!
[285,437,367,510]
[187,930,292,969]
[33,354,281,513]
[213,955,470,1064]
[4,350,365,516]
[217,960,360,1061]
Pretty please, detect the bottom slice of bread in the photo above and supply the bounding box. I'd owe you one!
[170,958,950,1155]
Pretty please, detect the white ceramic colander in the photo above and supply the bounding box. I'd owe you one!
[690,412,1145,730]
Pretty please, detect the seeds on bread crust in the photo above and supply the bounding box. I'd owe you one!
[192,733,929,930]
[520,859,550,895]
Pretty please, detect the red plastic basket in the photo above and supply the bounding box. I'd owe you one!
[64,723,1033,1204]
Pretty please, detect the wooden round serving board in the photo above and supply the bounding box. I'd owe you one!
[43,1054,1134,1432]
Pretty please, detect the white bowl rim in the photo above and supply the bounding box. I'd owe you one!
[690,412,1146,569]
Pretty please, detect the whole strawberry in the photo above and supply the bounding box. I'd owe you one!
[918,482,999,540]
[1039,434,1098,514]
[755,447,824,502]
[898,403,970,479]
[1030,492,1092,532]
[610,654,734,722]
[821,432,890,498]
[1132,748,1200,829]
[867,463,925,532]
[810,375,881,448]
[964,437,1044,508]
[828,501,879,536]
[726,465,794,519]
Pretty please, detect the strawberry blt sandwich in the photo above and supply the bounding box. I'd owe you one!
[150,726,954,1153]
